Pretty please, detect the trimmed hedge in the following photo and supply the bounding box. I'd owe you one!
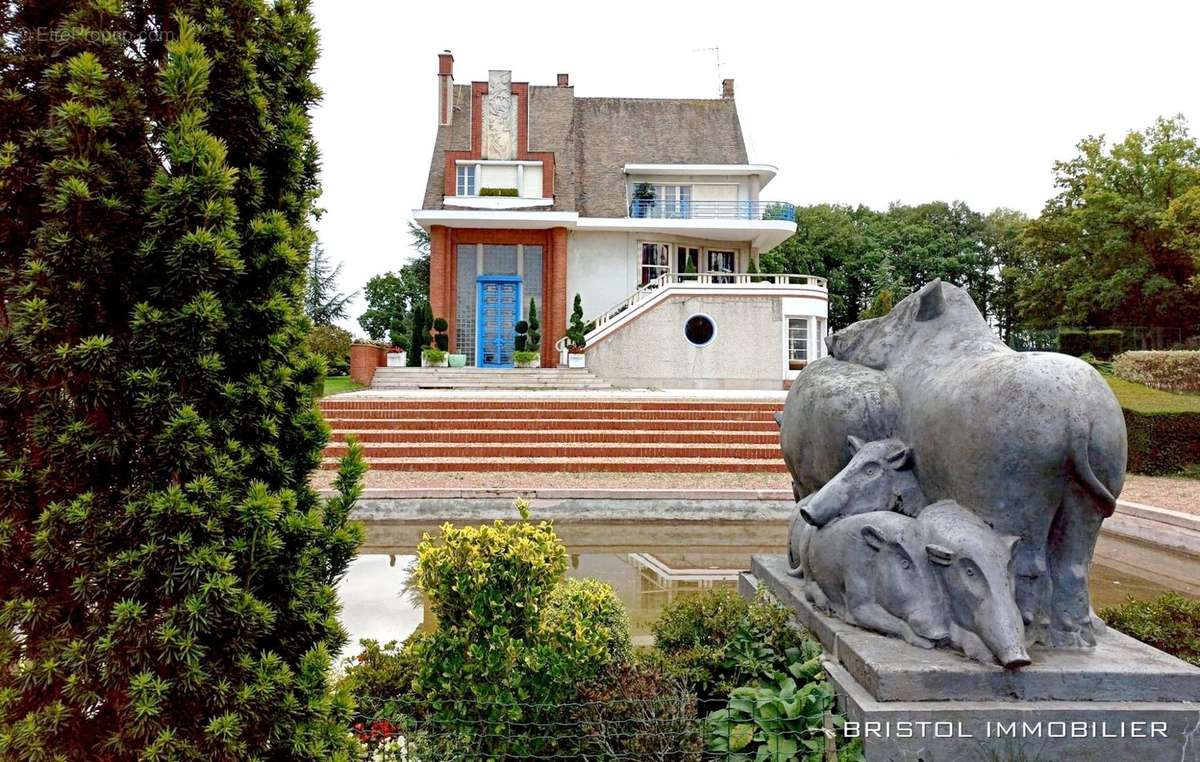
[1089,329,1124,359]
[1057,328,1125,358]
[1114,351,1200,393]
[1057,328,1089,356]
[1124,408,1200,475]
[1100,593,1200,666]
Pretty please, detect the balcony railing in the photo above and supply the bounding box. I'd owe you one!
[628,199,796,221]
[555,272,826,360]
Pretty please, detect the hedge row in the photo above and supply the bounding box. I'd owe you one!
[1058,328,1125,359]
[1113,351,1200,393]
[1124,408,1200,475]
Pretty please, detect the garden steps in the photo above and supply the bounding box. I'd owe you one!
[326,441,781,460]
[319,456,789,473]
[368,367,613,391]
[318,397,787,475]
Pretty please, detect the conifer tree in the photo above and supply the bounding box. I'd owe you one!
[0,4,363,759]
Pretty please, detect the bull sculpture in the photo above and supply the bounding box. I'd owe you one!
[780,279,1126,658]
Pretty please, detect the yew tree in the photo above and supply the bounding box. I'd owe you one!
[0,2,363,759]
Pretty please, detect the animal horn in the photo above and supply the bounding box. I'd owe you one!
[847,435,866,454]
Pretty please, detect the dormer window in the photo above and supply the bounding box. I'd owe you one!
[457,164,477,196]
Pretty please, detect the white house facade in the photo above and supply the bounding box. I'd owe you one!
[413,54,827,388]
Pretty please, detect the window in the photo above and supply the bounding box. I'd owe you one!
[707,250,736,284]
[456,164,477,196]
[684,314,716,346]
[676,246,700,278]
[640,242,670,286]
[788,317,809,369]
[815,318,826,357]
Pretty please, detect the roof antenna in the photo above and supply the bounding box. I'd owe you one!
[693,47,722,93]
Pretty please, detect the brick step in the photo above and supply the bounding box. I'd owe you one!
[327,442,783,459]
[328,429,779,444]
[321,417,779,432]
[320,457,789,473]
[320,400,782,412]
[319,408,773,421]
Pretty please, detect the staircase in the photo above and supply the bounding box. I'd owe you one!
[319,398,787,473]
[368,367,612,391]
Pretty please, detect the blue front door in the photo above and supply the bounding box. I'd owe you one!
[476,276,521,367]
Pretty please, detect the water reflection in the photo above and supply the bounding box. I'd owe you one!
[337,520,1200,652]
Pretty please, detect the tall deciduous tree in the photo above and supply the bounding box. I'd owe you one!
[0,5,362,759]
[1020,116,1200,330]
[357,222,430,345]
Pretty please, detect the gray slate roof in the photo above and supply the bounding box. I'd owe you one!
[422,85,749,218]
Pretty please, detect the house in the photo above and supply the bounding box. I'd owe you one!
[413,53,828,389]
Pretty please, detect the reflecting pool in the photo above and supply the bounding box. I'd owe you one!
[338,519,1200,651]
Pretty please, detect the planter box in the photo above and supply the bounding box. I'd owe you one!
[386,351,406,367]
[448,354,467,368]
[567,353,586,369]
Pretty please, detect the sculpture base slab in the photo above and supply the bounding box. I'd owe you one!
[744,555,1200,762]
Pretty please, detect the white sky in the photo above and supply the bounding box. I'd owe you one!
[310,0,1200,334]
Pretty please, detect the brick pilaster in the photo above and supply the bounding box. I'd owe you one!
[544,227,569,367]
[428,226,450,350]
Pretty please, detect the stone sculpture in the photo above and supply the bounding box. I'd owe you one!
[824,280,1126,648]
[778,279,1127,670]
[776,357,899,502]
[800,498,1028,667]
[483,70,517,160]
[786,436,926,575]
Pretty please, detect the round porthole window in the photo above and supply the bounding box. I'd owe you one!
[684,314,716,347]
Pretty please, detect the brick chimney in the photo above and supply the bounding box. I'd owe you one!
[438,51,454,126]
[721,78,735,99]
[557,73,570,87]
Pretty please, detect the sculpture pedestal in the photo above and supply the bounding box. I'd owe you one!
[745,554,1200,761]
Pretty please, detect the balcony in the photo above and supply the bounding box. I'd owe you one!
[628,199,796,221]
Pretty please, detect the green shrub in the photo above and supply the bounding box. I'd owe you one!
[1114,351,1200,393]
[513,350,540,365]
[307,323,353,376]
[479,187,519,197]
[1089,329,1124,359]
[526,298,541,351]
[402,501,632,757]
[705,667,840,761]
[1123,408,1200,475]
[515,319,529,352]
[545,578,632,667]
[567,293,588,350]
[421,347,446,364]
[1100,593,1200,666]
[414,504,567,634]
[652,589,812,704]
[1057,328,1089,356]
[574,658,703,760]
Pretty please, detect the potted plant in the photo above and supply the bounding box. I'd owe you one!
[631,182,655,218]
[566,294,587,368]
[513,316,540,368]
[421,347,448,367]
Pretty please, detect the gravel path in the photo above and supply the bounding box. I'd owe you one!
[1121,475,1200,515]
[313,470,1200,514]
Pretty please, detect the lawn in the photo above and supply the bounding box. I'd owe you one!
[320,375,364,397]
[1106,376,1200,414]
